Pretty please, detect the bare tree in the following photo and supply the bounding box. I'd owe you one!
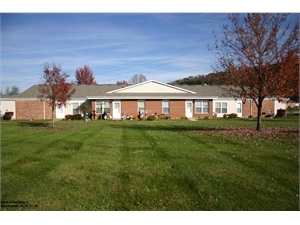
[128,74,147,84]
[116,80,129,85]
[0,86,20,95]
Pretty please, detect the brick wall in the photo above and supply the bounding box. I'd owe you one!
[170,100,185,118]
[89,99,215,119]
[242,99,275,117]
[119,99,187,119]
[145,100,162,116]
[16,100,53,120]
[122,100,138,118]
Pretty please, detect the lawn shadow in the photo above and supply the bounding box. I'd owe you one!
[110,121,224,133]
[17,121,51,128]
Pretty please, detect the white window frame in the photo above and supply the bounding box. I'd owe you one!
[237,102,242,113]
[96,100,110,114]
[162,100,170,114]
[215,102,227,114]
[138,100,146,113]
[195,100,209,114]
[72,102,80,114]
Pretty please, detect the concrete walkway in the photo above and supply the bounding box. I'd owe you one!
[188,118,197,121]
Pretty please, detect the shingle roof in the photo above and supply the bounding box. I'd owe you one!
[14,82,235,100]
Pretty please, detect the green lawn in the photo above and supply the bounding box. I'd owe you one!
[1,117,299,210]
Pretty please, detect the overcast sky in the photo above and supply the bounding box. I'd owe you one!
[1,2,299,93]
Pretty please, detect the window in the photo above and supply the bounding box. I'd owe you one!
[162,100,170,114]
[96,101,110,114]
[237,102,242,113]
[73,103,79,114]
[96,101,101,113]
[195,101,209,113]
[103,101,110,113]
[138,100,145,113]
[215,102,227,114]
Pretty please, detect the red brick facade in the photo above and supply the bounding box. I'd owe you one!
[242,99,275,117]
[12,98,281,120]
[16,100,53,120]
[144,100,163,116]
[121,100,138,117]
[90,99,215,119]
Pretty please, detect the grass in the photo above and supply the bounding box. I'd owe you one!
[1,117,299,211]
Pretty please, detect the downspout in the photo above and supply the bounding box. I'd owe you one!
[43,100,46,120]
[250,99,252,117]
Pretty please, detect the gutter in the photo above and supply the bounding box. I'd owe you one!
[86,96,219,100]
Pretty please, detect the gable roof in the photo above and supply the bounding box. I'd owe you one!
[107,80,196,94]
[7,80,237,100]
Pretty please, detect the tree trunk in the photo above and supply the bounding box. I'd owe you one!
[52,106,55,128]
[256,100,263,131]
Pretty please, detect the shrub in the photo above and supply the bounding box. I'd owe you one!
[3,112,14,120]
[228,113,238,118]
[147,115,156,121]
[158,114,171,120]
[181,116,188,120]
[65,114,73,120]
[158,114,166,119]
[204,116,209,120]
[223,113,238,118]
[72,114,82,120]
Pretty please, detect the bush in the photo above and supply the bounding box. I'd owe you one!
[157,114,170,120]
[158,114,166,119]
[65,114,73,120]
[204,116,209,120]
[147,115,156,121]
[3,112,14,120]
[181,116,188,120]
[223,113,238,118]
[72,114,82,120]
[228,113,238,118]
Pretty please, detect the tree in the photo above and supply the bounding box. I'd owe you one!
[116,80,129,85]
[128,74,147,84]
[74,65,97,84]
[209,13,299,131]
[38,63,76,128]
[10,86,20,95]
[0,86,20,95]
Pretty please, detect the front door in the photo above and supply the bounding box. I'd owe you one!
[56,105,64,119]
[112,101,121,119]
[185,101,193,118]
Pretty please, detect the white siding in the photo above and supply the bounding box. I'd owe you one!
[64,102,73,115]
[274,101,287,112]
[0,100,16,119]
[213,100,238,117]
[115,82,187,93]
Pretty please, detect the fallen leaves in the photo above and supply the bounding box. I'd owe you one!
[185,127,299,140]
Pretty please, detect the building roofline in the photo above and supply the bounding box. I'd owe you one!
[107,80,197,94]
[86,96,219,100]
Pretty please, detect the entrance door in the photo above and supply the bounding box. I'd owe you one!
[185,101,193,118]
[112,101,121,119]
[56,105,64,119]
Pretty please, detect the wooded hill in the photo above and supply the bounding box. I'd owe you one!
[168,72,228,86]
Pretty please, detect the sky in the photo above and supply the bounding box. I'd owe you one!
[1,1,299,93]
